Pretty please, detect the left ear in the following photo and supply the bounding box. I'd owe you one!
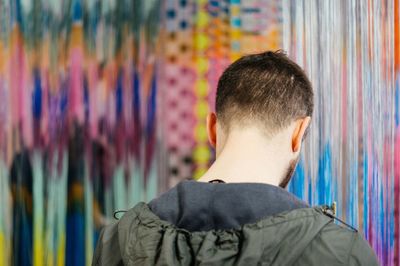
[291,117,311,153]
[206,112,217,148]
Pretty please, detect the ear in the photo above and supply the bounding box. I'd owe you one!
[291,117,311,153]
[206,112,217,148]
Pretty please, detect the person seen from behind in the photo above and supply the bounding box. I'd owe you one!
[93,50,379,266]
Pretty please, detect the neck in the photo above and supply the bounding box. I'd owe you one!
[199,127,294,186]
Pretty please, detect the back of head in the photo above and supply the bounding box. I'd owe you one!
[216,50,314,136]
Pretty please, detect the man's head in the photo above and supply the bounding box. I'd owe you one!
[206,50,313,187]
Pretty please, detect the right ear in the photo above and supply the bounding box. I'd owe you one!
[206,112,217,148]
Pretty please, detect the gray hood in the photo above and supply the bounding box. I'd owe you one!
[93,181,378,266]
[148,180,309,231]
[116,181,333,265]
[117,202,332,265]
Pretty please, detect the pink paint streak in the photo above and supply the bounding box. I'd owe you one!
[394,127,400,266]
[88,61,98,138]
[9,26,33,148]
[69,48,84,124]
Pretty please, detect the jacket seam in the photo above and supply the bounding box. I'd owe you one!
[286,221,336,265]
[253,213,326,229]
[139,205,327,232]
[292,232,318,266]
[346,232,358,265]
[294,222,354,265]
[141,213,320,231]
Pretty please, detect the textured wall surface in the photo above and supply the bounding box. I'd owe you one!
[284,1,399,265]
[0,0,398,265]
[0,1,162,265]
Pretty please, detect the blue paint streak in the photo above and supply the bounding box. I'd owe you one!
[146,73,157,136]
[347,161,358,227]
[60,77,69,118]
[116,70,123,118]
[12,0,23,26]
[32,70,42,119]
[231,18,241,27]
[317,144,332,205]
[133,70,141,120]
[209,0,220,8]
[72,0,83,22]
[288,159,305,200]
[13,204,33,266]
[88,3,100,33]
[372,157,378,243]
[66,213,85,266]
[83,76,90,121]
[308,174,313,205]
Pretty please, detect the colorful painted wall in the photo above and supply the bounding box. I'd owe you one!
[284,1,399,265]
[0,0,398,265]
[0,1,162,265]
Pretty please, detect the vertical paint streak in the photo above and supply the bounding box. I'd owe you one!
[1,1,398,265]
[69,25,84,124]
[393,0,400,264]
[32,151,44,266]
[283,1,397,264]
[193,0,211,178]
[84,160,93,266]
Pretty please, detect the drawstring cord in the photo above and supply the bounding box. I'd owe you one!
[321,202,358,232]
[113,210,127,220]
[208,179,226,183]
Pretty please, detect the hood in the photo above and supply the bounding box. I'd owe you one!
[117,181,333,265]
[148,180,309,231]
[118,202,332,265]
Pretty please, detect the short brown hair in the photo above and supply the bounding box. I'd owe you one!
[216,50,313,135]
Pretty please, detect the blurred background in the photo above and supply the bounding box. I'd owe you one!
[0,0,399,265]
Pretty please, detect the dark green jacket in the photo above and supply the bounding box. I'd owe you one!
[93,182,379,265]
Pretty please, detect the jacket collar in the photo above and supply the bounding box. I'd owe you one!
[148,180,309,231]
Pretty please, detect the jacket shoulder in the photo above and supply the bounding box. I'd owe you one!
[296,221,379,266]
[347,231,380,265]
[92,203,147,266]
[92,222,123,266]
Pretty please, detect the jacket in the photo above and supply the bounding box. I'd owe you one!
[93,181,379,265]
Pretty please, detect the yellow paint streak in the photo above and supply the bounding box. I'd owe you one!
[46,251,54,266]
[0,233,8,266]
[57,235,65,266]
[33,224,44,266]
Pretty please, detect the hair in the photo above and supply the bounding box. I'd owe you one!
[216,50,313,135]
